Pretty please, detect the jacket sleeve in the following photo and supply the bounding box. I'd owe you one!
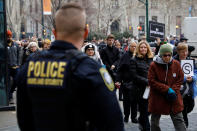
[16,43,20,66]
[116,54,126,82]
[148,62,169,94]
[171,63,184,93]
[192,75,197,98]
[16,62,35,131]
[100,49,110,69]
[113,49,120,67]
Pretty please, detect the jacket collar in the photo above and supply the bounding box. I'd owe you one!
[153,55,173,65]
[50,40,77,51]
[107,45,114,49]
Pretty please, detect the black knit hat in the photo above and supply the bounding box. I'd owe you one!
[85,44,94,52]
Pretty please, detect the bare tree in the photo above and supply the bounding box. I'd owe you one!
[6,0,23,39]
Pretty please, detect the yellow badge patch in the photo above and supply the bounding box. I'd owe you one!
[99,68,114,91]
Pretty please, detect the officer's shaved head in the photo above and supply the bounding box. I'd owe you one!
[54,3,86,39]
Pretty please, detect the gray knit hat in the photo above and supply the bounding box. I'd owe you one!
[159,44,173,56]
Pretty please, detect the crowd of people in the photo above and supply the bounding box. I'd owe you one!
[6,2,197,131]
[80,34,197,131]
[7,30,52,104]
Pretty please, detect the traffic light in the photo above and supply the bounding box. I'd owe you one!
[43,29,46,36]
[137,26,142,31]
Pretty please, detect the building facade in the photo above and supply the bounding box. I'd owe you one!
[6,0,197,39]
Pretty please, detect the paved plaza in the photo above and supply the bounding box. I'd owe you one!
[0,99,197,131]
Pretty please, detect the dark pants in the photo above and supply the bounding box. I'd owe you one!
[8,67,18,100]
[138,98,150,131]
[123,88,138,120]
[119,85,123,100]
[151,113,186,131]
[182,95,195,127]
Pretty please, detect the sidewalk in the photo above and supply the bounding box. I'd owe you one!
[0,111,19,131]
[122,98,197,131]
[0,99,197,131]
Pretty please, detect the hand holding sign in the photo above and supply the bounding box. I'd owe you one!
[186,75,193,82]
[181,60,194,76]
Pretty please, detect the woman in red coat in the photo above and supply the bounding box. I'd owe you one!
[148,44,187,131]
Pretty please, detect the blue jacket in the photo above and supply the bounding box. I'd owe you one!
[174,54,197,98]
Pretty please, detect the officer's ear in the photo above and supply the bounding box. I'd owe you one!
[52,29,57,39]
[84,24,89,39]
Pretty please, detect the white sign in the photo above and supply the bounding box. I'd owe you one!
[51,35,55,42]
[181,60,194,76]
[143,86,150,99]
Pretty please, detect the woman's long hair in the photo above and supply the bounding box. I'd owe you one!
[133,40,153,58]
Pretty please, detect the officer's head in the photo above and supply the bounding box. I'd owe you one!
[53,3,88,49]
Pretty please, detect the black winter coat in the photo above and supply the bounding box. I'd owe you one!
[116,51,133,83]
[7,42,20,67]
[129,56,153,98]
[100,45,120,79]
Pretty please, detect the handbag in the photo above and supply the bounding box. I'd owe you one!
[180,82,193,98]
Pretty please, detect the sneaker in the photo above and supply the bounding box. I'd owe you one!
[131,118,138,123]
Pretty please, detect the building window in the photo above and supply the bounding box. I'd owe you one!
[112,0,119,8]
[176,0,182,8]
[31,21,34,33]
[176,16,181,36]
[35,0,38,13]
[21,22,25,32]
[30,4,32,14]
[20,0,24,14]
[111,20,119,33]
[152,16,157,22]
[151,0,158,9]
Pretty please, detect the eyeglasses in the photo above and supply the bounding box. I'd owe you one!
[163,54,172,57]
[86,48,94,51]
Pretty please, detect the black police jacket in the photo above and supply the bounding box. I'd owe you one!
[16,40,124,131]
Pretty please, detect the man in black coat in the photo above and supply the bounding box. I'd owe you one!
[7,30,20,104]
[100,34,120,81]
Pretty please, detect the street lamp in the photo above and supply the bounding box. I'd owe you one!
[138,0,149,41]
[41,0,45,39]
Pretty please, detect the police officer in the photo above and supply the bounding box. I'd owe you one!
[16,3,124,131]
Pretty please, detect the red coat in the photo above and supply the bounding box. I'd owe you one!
[148,59,184,115]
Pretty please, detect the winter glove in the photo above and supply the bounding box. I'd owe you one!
[166,88,177,101]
